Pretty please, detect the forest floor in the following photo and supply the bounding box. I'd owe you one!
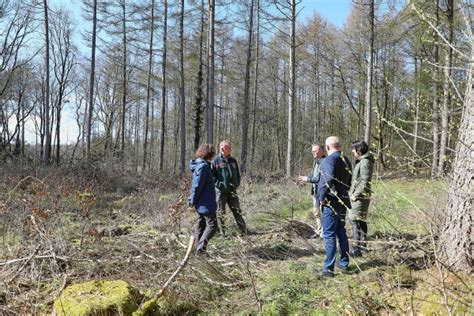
[0,164,472,315]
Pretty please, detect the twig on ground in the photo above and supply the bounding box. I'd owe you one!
[155,235,194,299]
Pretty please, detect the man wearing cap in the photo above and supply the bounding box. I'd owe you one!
[211,140,247,236]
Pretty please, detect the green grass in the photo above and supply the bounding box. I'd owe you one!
[370,179,447,235]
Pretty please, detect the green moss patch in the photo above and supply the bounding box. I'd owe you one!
[54,280,144,316]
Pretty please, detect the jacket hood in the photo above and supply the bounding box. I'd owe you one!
[359,152,375,163]
[189,158,206,172]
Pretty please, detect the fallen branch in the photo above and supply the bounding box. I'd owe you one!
[6,245,41,284]
[155,235,195,298]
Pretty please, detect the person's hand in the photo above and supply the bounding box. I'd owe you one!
[297,175,308,183]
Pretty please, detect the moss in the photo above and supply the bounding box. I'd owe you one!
[157,295,200,315]
[54,280,143,316]
[132,299,161,316]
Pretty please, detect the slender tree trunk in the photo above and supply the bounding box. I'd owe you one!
[43,0,51,165]
[159,0,168,170]
[286,0,296,178]
[194,0,205,151]
[241,0,255,174]
[437,0,454,177]
[206,0,215,144]
[86,0,97,158]
[179,0,186,175]
[120,0,127,161]
[250,0,260,168]
[143,0,155,170]
[364,0,374,144]
[439,46,473,272]
[412,57,421,171]
[431,0,441,177]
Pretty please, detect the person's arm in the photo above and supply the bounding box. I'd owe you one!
[352,159,373,199]
[317,158,335,206]
[307,162,320,184]
[189,164,206,206]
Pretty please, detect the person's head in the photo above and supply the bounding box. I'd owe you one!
[195,144,216,161]
[219,140,232,157]
[325,136,341,155]
[351,140,369,160]
[311,143,324,159]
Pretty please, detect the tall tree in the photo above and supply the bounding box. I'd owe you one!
[43,0,51,165]
[85,0,97,158]
[250,0,260,168]
[206,0,215,144]
[159,0,168,170]
[143,0,156,170]
[193,0,206,151]
[179,0,186,175]
[286,0,296,178]
[241,0,255,174]
[437,0,454,177]
[431,0,441,177]
[439,44,473,272]
[364,0,375,143]
[120,0,128,160]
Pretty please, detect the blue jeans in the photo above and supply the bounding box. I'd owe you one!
[321,205,349,272]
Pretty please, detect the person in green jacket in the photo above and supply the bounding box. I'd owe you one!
[348,140,375,257]
[211,140,247,236]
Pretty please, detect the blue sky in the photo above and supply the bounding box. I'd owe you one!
[299,0,352,27]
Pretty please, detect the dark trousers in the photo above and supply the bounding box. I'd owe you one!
[350,220,368,254]
[216,191,247,235]
[194,212,217,252]
[321,205,350,272]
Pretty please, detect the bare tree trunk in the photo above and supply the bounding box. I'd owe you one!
[286,0,296,178]
[437,0,454,177]
[120,0,128,161]
[241,0,255,174]
[193,0,205,151]
[159,0,168,171]
[412,57,421,171]
[179,0,186,175]
[431,0,440,177]
[439,46,473,272]
[86,0,97,158]
[143,0,155,170]
[206,0,215,144]
[364,0,374,144]
[43,0,51,165]
[250,0,260,169]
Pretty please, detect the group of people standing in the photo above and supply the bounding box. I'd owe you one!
[188,141,247,255]
[298,136,374,277]
[188,136,374,278]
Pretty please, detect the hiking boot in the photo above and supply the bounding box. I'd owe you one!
[313,268,334,278]
[336,263,349,273]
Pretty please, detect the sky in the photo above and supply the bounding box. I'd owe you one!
[300,0,352,27]
[22,0,352,145]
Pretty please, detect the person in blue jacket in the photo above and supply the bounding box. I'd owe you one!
[189,144,218,254]
[316,136,352,277]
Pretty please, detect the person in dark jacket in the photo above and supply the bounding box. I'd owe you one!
[297,143,325,238]
[316,136,352,277]
[189,144,218,254]
[211,140,247,236]
[348,140,374,257]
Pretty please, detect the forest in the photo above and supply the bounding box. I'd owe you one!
[0,0,472,314]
